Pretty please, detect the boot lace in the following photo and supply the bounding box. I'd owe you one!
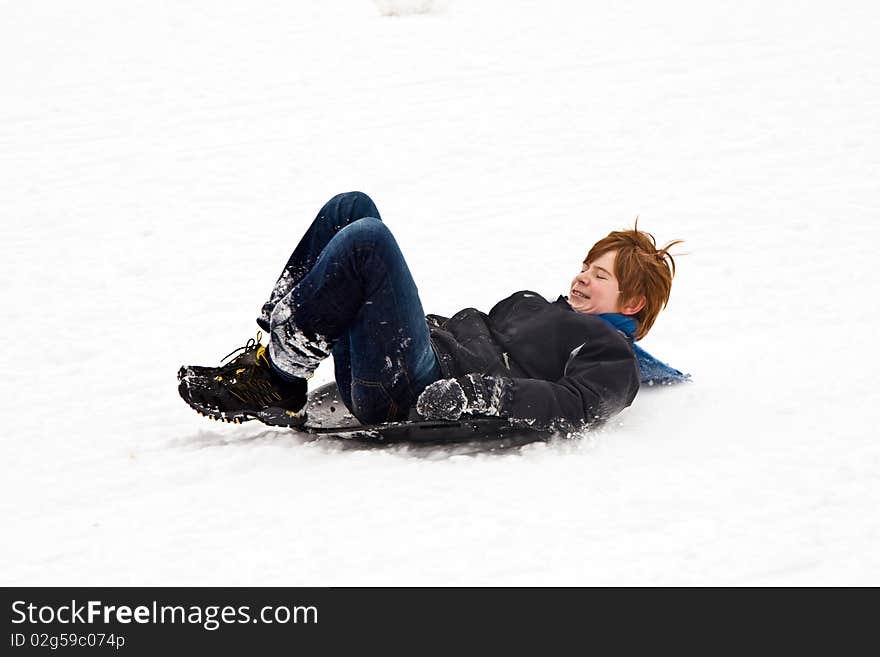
[216,332,285,406]
[220,331,263,365]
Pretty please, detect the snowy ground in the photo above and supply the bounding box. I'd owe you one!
[3,0,879,585]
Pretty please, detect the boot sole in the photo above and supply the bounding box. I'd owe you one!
[178,381,307,428]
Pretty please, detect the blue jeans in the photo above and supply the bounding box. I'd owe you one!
[260,192,441,424]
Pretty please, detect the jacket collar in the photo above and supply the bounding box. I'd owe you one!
[596,313,637,340]
[557,297,638,339]
[557,296,689,384]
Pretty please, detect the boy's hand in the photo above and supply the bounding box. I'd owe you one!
[416,374,505,420]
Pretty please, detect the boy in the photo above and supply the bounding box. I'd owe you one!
[178,192,682,433]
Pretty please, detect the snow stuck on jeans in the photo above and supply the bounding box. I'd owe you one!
[2,0,879,585]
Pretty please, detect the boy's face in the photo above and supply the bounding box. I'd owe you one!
[568,250,622,315]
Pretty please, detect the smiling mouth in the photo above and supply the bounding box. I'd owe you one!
[571,289,589,299]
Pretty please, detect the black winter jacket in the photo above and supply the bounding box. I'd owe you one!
[427,291,640,432]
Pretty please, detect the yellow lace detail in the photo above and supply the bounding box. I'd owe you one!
[256,345,270,368]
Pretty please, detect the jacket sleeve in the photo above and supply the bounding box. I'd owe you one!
[492,338,640,432]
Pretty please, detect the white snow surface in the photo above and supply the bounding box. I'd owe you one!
[3,0,880,585]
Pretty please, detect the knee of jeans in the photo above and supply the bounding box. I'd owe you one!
[346,191,378,211]
[324,191,379,222]
[337,216,391,249]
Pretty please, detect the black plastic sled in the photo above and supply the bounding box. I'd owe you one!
[290,382,550,446]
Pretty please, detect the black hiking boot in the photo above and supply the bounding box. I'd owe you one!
[178,333,308,427]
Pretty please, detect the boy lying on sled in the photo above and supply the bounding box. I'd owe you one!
[178,192,685,433]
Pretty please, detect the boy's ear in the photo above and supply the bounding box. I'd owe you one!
[620,294,646,316]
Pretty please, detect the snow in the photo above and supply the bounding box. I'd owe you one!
[2,0,879,585]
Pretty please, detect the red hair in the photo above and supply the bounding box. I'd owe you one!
[585,220,683,340]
